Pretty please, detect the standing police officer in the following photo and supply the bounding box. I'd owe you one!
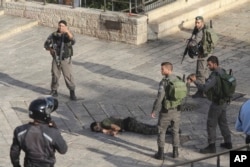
[10,96,67,167]
[44,20,77,100]
[190,16,218,98]
[187,56,232,154]
[151,62,183,160]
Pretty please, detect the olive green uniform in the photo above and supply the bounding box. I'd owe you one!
[193,26,208,84]
[44,31,76,92]
[152,75,181,148]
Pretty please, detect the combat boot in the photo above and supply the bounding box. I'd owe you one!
[173,146,179,158]
[70,90,77,101]
[200,143,216,154]
[220,142,232,149]
[154,147,164,160]
[49,90,58,97]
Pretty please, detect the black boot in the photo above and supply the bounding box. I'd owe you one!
[200,143,216,154]
[154,147,164,160]
[70,90,77,100]
[173,146,179,158]
[220,142,232,149]
[49,90,58,97]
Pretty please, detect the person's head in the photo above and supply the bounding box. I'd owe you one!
[161,62,173,76]
[29,96,58,123]
[195,16,204,30]
[58,20,67,33]
[207,55,219,71]
[90,122,102,132]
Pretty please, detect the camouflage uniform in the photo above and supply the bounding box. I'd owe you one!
[193,26,209,85]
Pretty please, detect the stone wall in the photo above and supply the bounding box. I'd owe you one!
[3,2,148,45]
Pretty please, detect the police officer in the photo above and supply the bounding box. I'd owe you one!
[190,16,217,98]
[187,56,232,154]
[44,20,77,100]
[235,99,250,151]
[10,96,67,167]
[151,62,182,160]
[90,116,158,136]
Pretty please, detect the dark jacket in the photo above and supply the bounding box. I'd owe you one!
[10,122,67,167]
[195,67,226,105]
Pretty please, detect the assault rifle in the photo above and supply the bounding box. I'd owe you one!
[52,34,65,66]
[181,20,213,64]
[181,34,193,64]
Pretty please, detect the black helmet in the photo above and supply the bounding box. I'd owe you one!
[187,39,199,58]
[29,96,58,122]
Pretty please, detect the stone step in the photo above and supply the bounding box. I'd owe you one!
[0,13,38,41]
[147,0,249,39]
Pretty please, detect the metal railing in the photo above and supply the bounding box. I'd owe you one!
[166,144,250,167]
[82,0,176,13]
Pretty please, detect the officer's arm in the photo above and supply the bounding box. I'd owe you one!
[10,130,21,167]
[152,80,166,115]
[44,34,53,50]
[54,130,68,154]
[195,74,217,92]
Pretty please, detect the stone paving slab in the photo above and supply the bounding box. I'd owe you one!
[0,1,250,167]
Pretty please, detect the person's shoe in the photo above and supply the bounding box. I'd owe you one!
[200,143,216,154]
[154,147,164,160]
[70,90,77,101]
[173,147,179,158]
[220,142,232,149]
[49,90,58,97]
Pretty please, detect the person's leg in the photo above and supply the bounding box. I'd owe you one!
[171,110,181,158]
[61,59,76,100]
[246,135,250,151]
[218,103,232,149]
[200,103,218,153]
[155,112,170,160]
[50,59,61,96]
[193,57,207,98]
[126,117,158,135]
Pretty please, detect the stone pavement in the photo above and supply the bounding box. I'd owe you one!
[0,1,250,167]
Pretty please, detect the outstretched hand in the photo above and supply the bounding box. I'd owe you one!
[151,112,156,118]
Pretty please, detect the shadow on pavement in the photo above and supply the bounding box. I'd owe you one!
[0,72,49,94]
[73,61,158,88]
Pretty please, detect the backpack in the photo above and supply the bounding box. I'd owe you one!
[163,75,187,109]
[203,27,219,54]
[218,69,236,101]
[206,69,236,104]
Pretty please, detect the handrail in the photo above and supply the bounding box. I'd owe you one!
[167,144,250,167]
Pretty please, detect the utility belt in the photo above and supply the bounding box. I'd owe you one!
[161,105,181,113]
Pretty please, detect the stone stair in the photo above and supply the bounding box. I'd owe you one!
[147,0,249,40]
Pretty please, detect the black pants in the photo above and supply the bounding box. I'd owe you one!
[246,135,250,151]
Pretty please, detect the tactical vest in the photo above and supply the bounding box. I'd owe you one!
[51,32,74,58]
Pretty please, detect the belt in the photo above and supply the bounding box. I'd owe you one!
[161,105,180,113]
